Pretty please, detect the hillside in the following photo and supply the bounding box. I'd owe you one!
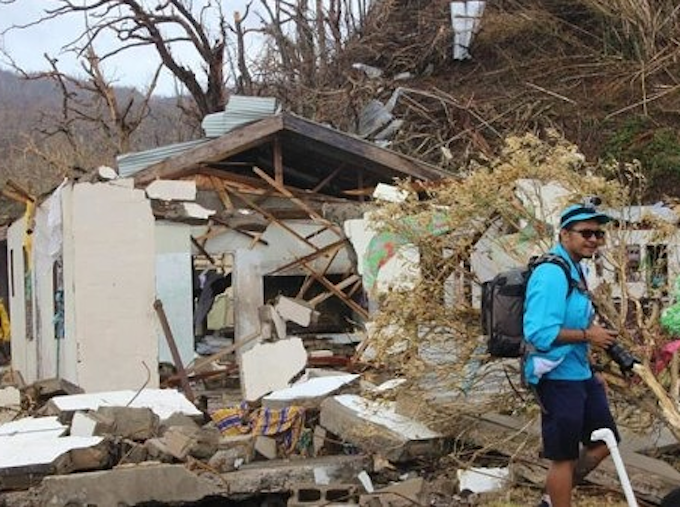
[315,0,680,200]
[0,69,194,223]
[3,0,680,223]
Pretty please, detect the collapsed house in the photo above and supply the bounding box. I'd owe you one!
[4,98,449,393]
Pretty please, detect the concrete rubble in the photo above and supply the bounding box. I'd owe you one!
[2,171,680,507]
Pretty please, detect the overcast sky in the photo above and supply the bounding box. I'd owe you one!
[0,0,261,97]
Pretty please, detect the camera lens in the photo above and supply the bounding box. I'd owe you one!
[606,342,639,372]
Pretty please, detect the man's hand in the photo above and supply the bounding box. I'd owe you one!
[585,325,617,349]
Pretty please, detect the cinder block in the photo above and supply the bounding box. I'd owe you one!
[288,483,359,507]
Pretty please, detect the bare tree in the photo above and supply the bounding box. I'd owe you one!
[1,0,244,118]
[254,0,372,114]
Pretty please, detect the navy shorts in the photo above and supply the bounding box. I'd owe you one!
[536,376,619,461]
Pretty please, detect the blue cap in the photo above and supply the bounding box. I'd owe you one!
[560,204,611,229]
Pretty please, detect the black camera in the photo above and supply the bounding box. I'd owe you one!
[606,342,639,372]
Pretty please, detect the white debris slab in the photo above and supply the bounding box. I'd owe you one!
[145,180,196,201]
[263,374,359,409]
[0,416,67,439]
[47,389,201,420]
[182,202,215,219]
[70,412,98,437]
[241,338,307,402]
[320,394,444,462]
[274,296,318,327]
[457,467,509,493]
[0,435,103,468]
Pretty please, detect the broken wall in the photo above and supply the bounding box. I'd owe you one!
[7,216,33,379]
[68,182,158,391]
[8,181,158,391]
[155,221,194,367]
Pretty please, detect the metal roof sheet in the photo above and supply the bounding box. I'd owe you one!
[117,96,280,176]
[201,96,280,138]
[116,139,209,177]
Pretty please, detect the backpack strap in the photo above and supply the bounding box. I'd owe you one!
[529,253,580,296]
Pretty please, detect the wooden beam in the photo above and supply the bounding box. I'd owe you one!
[253,166,343,237]
[281,113,450,181]
[300,259,369,319]
[298,243,342,299]
[273,136,284,185]
[190,236,216,265]
[134,115,284,186]
[210,216,270,246]
[311,165,343,194]
[268,239,347,275]
[230,188,324,252]
[154,300,195,402]
[308,275,361,306]
[210,176,233,210]
[185,330,261,376]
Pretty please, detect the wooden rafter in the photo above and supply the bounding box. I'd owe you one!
[268,239,347,275]
[253,166,343,237]
[300,259,369,319]
[228,187,324,253]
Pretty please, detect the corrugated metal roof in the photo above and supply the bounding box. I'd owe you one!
[117,139,209,177]
[117,95,280,176]
[201,96,280,137]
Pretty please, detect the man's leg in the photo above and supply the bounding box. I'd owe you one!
[573,442,609,485]
[546,459,576,507]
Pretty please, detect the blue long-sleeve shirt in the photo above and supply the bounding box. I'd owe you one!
[522,243,594,384]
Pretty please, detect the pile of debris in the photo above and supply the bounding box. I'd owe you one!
[1,331,679,507]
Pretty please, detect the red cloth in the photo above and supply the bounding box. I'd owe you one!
[653,339,680,374]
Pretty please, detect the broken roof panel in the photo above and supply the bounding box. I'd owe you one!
[117,139,209,178]
[133,113,450,197]
[202,96,280,138]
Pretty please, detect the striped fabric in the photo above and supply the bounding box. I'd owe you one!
[211,403,305,454]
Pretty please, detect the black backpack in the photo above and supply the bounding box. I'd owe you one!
[481,253,578,358]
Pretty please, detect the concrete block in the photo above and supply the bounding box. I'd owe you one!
[159,412,201,435]
[263,374,360,410]
[162,425,219,460]
[241,337,307,402]
[145,180,197,201]
[259,304,287,340]
[70,411,98,437]
[255,436,278,460]
[208,448,247,473]
[68,439,112,472]
[275,296,319,327]
[217,434,255,457]
[219,455,371,495]
[288,483,359,507]
[94,406,159,440]
[37,463,219,506]
[119,439,148,464]
[457,467,509,493]
[320,395,445,463]
[144,438,176,463]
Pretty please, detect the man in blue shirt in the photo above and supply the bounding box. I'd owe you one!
[524,203,620,507]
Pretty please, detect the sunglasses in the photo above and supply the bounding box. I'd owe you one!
[571,229,606,240]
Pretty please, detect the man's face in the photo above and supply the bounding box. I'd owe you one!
[560,219,605,259]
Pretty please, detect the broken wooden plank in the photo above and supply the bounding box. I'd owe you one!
[455,412,680,505]
[154,300,195,402]
[253,166,343,236]
[268,239,347,276]
[300,260,369,319]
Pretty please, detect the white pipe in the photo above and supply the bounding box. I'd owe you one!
[591,428,639,507]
